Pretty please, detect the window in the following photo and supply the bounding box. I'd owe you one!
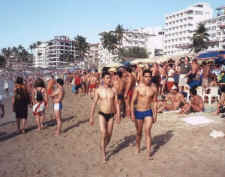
[195,11,203,15]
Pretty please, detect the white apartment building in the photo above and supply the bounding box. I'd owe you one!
[33,36,76,68]
[47,36,76,67]
[164,3,213,56]
[33,42,48,68]
[99,27,164,66]
[86,43,100,69]
[202,6,225,51]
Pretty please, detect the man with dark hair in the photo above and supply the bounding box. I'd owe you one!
[113,71,126,117]
[124,66,136,118]
[89,71,120,162]
[131,69,158,159]
[50,78,64,136]
[180,88,204,114]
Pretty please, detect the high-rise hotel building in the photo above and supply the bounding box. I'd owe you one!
[164,3,213,56]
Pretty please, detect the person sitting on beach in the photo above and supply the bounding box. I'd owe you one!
[89,71,120,162]
[158,85,185,112]
[0,95,5,118]
[131,69,158,159]
[49,78,64,136]
[180,88,204,114]
[32,78,48,131]
[217,87,225,117]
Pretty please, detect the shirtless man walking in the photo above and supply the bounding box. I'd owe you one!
[131,70,158,159]
[89,72,98,98]
[113,71,125,117]
[89,72,120,162]
[50,78,64,136]
[124,67,136,118]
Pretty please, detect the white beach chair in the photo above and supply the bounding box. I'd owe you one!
[183,84,190,101]
[203,87,219,104]
[196,86,204,98]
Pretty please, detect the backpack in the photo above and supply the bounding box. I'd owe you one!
[36,89,44,102]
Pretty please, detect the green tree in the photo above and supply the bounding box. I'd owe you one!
[74,35,89,61]
[191,23,210,53]
[100,31,118,54]
[0,55,6,67]
[115,24,125,47]
[119,47,148,59]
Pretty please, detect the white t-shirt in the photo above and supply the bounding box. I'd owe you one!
[4,80,9,89]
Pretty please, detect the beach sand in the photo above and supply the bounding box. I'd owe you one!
[0,87,225,177]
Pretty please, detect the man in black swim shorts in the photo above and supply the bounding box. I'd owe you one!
[89,71,120,163]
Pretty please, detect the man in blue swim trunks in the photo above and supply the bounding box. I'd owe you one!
[50,78,64,136]
[89,71,120,163]
[131,69,158,159]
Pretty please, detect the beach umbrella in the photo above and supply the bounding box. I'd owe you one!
[130,58,155,65]
[105,62,123,68]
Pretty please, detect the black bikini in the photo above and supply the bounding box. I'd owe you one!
[99,111,115,122]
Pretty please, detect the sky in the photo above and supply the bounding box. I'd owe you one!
[0,0,223,50]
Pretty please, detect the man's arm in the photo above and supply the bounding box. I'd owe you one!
[152,87,158,123]
[50,89,59,97]
[131,87,138,121]
[114,91,120,124]
[124,77,131,98]
[89,89,99,126]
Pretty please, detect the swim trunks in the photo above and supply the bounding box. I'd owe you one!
[54,102,63,112]
[118,94,124,100]
[99,111,114,122]
[135,109,153,120]
[33,102,45,116]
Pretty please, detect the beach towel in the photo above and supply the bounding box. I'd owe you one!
[182,115,214,125]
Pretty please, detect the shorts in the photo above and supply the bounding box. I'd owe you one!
[89,84,96,89]
[48,89,53,95]
[75,84,81,90]
[33,102,45,116]
[135,109,153,120]
[54,102,62,112]
[72,85,76,93]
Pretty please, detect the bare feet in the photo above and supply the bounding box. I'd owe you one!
[135,148,140,154]
[55,131,60,136]
[147,152,153,160]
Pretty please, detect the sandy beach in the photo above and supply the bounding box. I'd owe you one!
[0,86,225,177]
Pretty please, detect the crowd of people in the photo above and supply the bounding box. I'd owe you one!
[1,56,225,162]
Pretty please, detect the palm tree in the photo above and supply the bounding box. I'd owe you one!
[191,23,210,53]
[1,47,11,59]
[0,55,6,67]
[100,31,118,53]
[74,35,89,62]
[115,24,124,47]
[36,41,42,46]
